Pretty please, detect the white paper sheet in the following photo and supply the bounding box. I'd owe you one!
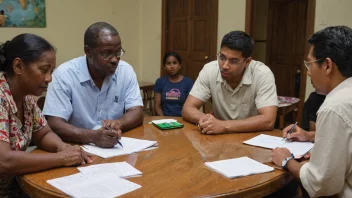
[82,137,157,158]
[243,134,314,157]
[77,162,142,178]
[151,119,177,124]
[205,156,274,179]
[47,172,141,198]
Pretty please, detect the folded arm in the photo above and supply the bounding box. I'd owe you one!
[182,95,206,124]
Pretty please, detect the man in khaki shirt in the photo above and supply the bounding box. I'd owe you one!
[272,26,352,197]
[182,31,278,134]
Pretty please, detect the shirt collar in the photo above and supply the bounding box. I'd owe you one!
[326,77,352,99]
[78,56,91,83]
[0,72,18,114]
[78,56,117,83]
[215,60,253,85]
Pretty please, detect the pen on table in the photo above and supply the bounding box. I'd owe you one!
[102,121,123,148]
[282,121,298,141]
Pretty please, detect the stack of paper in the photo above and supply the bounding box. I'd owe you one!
[48,161,142,197]
[151,119,178,124]
[205,157,274,179]
[77,162,142,178]
[47,172,141,198]
[82,137,157,158]
[243,134,314,158]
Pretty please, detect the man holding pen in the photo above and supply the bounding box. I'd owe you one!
[272,26,352,197]
[43,22,143,148]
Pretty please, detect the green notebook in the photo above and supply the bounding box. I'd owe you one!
[152,120,184,130]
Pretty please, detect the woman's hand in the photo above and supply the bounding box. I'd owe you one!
[58,145,93,166]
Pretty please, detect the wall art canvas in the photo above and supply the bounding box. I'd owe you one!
[0,0,46,27]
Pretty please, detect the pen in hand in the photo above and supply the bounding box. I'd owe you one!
[102,121,123,148]
[282,121,298,141]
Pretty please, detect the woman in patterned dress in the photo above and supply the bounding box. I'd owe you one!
[0,34,93,197]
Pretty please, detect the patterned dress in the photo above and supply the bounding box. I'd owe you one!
[0,72,47,197]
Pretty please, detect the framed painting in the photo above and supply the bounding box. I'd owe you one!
[0,0,46,27]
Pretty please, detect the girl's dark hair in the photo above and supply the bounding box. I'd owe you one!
[163,52,182,65]
[0,33,55,75]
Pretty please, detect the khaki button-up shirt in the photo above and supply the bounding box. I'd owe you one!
[189,60,278,120]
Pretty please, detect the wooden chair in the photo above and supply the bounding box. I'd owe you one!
[139,81,155,116]
[277,96,300,129]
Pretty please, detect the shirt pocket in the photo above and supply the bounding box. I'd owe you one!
[108,101,125,119]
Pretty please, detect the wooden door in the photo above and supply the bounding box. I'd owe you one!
[266,0,308,97]
[162,0,218,81]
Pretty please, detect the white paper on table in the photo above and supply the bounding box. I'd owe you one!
[243,134,314,158]
[151,119,177,124]
[77,162,142,178]
[82,137,157,158]
[205,156,274,179]
[47,172,141,198]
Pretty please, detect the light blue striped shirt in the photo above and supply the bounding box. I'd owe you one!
[43,56,143,129]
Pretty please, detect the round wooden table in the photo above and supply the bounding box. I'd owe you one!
[18,116,290,197]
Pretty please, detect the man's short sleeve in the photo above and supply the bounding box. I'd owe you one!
[255,72,278,109]
[43,72,73,121]
[300,110,350,197]
[189,65,211,102]
[124,73,143,110]
[153,78,163,93]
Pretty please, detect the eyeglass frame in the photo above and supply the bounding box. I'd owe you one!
[303,57,325,70]
[217,52,247,66]
[98,48,126,60]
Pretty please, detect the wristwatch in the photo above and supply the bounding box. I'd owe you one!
[281,156,294,169]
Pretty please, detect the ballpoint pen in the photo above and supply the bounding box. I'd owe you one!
[102,121,123,148]
[282,121,298,141]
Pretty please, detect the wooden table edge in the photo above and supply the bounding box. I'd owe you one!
[17,175,67,198]
[204,173,292,197]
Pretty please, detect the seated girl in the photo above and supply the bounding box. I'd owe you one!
[153,52,193,116]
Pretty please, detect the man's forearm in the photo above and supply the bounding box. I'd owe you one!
[47,117,95,144]
[224,114,275,133]
[119,107,144,131]
[182,107,205,124]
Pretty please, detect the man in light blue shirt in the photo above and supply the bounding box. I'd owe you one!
[43,22,143,148]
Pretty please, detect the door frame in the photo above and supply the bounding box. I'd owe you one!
[245,0,316,124]
[161,0,219,77]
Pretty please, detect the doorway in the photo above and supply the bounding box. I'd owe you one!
[161,0,218,81]
[246,0,316,123]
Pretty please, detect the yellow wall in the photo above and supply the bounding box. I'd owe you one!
[0,0,142,77]
[217,0,246,51]
[305,0,352,100]
[139,0,162,82]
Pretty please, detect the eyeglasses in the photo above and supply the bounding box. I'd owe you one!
[99,48,125,60]
[303,58,325,70]
[217,53,246,66]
